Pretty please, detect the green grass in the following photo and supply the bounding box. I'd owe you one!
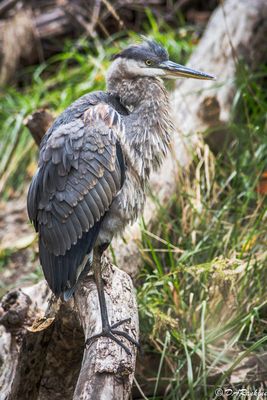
[0,15,266,400]
[0,22,195,198]
[136,64,267,398]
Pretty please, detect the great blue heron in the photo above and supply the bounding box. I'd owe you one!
[27,38,214,353]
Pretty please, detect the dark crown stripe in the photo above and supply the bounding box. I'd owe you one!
[112,39,168,63]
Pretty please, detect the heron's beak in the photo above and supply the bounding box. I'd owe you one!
[159,60,215,80]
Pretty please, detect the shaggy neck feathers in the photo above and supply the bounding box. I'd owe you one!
[107,67,174,181]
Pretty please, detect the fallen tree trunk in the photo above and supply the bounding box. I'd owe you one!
[0,0,214,84]
[0,257,138,400]
[73,258,138,400]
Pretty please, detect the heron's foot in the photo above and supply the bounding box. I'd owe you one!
[85,317,139,356]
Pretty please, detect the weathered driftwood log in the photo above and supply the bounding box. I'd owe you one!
[24,109,54,146]
[0,257,138,400]
[0,0,214,84]
[73,258,138,400]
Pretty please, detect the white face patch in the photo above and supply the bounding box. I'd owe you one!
[107,58,166,80]
[123,59,166,77]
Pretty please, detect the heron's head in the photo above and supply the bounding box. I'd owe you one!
[109,38,215,81]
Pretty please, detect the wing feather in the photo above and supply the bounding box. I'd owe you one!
[27,100,126,296]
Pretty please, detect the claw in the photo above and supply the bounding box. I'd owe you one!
[85,317,139,355]
[89,263,139,356]
[111,329,140,348]
[111,317,131,329]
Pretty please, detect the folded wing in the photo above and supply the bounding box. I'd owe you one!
[27,102,125,296]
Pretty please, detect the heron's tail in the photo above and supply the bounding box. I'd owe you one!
[63,250,94,301]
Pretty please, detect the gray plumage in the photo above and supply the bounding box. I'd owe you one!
[27,38,214,299]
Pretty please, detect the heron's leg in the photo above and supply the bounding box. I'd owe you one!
[94,261,110,332]
[85,255,139,355]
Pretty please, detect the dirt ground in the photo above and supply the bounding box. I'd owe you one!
[0,193,40,296]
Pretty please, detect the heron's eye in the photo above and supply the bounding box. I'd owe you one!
[145,60,152,66]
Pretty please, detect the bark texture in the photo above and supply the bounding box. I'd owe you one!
[73,259,138,400]
[24,109,54,146]
[0,258,138,400]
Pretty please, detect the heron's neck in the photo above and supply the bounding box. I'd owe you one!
[107,76,174,181]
